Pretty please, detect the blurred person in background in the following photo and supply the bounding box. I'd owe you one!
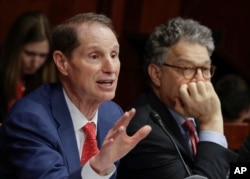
[215,74,250,123]
[0,11,57,123]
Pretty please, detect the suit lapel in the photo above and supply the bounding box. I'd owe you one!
[96,102,117,148]
[50,84,81,173]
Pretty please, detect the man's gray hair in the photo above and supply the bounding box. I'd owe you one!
[143,17,214,84]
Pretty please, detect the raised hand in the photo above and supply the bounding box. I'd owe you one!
[89,108,152,175]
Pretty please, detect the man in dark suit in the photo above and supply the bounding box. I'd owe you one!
[117,17,238,179]
[0,13,151,178]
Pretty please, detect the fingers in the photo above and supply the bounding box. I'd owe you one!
[105,108,151,148]
[192,81,206,96]
[179,83,189,102]
[104,108,136,142]
[179,81,212,101]
[178,81,222,118]
[130,125,152,143]
[178,81,213,117]
[184,81,207,97]
[112,108,136,131]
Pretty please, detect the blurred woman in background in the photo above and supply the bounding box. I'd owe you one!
[0,11,57,122]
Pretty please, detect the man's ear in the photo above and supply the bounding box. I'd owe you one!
[53,50,69,76]
[148,64,161,87]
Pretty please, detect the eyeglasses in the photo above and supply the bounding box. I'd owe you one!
[163,63,216,80]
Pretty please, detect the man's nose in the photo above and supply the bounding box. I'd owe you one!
[102,58,115,73]
[191,68,205,82]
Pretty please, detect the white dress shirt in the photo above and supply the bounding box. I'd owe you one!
[63,89,115,178]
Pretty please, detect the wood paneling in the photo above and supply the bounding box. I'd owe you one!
[49,0,97,25]
[0,0,98,44]
[224,122,249,151]
[180,0,250,82]
[0,0,52,44]
[122,0,181,35]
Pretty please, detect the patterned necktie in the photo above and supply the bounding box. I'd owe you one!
[182,119,199,155]
[81,122,99,165]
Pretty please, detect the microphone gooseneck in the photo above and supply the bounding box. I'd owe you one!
[150,110,192,176]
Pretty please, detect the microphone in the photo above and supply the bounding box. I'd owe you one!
[150,110,192,176]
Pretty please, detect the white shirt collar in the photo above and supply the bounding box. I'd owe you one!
[63,89,98,132]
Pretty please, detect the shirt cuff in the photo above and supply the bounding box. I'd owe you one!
[199,131,228,148]
[81,161,116,179]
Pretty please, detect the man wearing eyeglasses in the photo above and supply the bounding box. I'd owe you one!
[117,17,238,179]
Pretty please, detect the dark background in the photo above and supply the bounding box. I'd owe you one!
[0,0,249,109]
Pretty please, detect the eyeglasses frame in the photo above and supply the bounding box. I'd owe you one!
[162,63,216,80]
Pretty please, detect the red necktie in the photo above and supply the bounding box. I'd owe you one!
[182,120,199,155]
[81,122,99,165]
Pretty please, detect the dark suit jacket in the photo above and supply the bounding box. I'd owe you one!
[238,134,250,162]
[117,89,238,179]
[0,83,123,179]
